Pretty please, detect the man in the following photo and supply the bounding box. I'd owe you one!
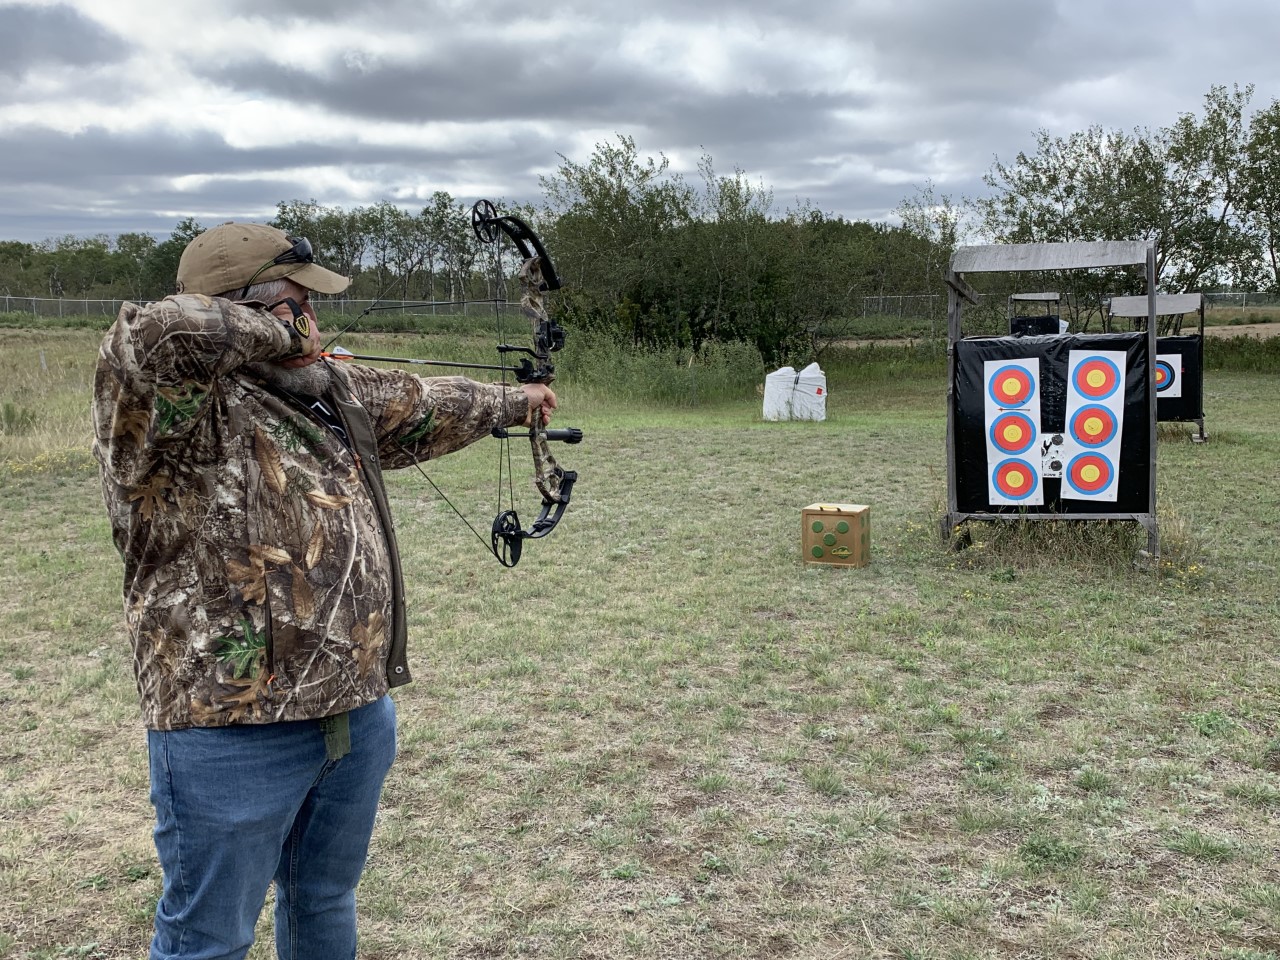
[91,222,557,960]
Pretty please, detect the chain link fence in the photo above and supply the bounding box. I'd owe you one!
[4,292,1278,321]
[0,296,130,317]
[1203,292,1280,308]
[0,295,533,318]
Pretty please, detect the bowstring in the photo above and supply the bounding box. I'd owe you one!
[322,236,509,562]
[490,235,518,529]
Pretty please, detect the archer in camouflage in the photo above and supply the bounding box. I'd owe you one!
[95,221,563,958]
[93,242,544,731]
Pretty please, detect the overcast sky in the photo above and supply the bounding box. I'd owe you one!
[3,0,1279,243]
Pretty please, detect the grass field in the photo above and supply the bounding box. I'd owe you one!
[1,327,1278,959]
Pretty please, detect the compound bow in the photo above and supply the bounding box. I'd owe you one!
[324,199,581,567]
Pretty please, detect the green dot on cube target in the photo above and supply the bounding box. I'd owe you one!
[823,533,837,546]
[811,521,824,533]
[836,521,849,534]
[811,546,825,558]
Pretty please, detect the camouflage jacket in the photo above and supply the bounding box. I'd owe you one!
[92,294,529,730]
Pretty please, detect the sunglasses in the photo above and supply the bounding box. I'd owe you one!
[238,236,314,300]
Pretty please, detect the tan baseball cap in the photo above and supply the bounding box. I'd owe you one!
[176,222,351,296]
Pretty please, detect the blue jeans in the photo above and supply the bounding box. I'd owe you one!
[146,696,397,960]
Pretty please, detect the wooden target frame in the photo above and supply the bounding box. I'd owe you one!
[942,241,1159,558]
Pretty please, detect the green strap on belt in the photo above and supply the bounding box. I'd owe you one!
[318,712,351,761]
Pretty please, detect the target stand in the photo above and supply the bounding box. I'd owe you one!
[1106,292,1206,443]
[942,242,1160,558]
[1008,291,1064,337]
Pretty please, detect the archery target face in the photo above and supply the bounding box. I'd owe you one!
[1155,354,1183,397]
[987,364,1036,408]
[989,411,1038,455]
[1071,355,1122,401]
[1065,452,1115,496]
[1060,350,1127,501]
[993,458,1040,501]
[982,359,1043,506]
[1069,404,1119,448]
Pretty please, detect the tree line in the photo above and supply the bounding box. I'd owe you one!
[2,83,1277,362]
[968,83,1280,331]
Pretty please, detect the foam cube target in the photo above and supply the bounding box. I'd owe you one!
[801,504,870,566]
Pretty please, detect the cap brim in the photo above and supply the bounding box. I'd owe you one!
[285,262,351,295]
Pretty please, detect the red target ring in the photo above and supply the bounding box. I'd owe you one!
[1072,356,1121,401]
[987,364,1035,408]
[1066,452,1114,495]
[1069,404,1118,448]
[993,458,1038,501]
[989,411,1037,455]
[1155,359,1176,392]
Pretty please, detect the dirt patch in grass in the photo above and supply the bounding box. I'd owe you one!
[1203,321,1280,338]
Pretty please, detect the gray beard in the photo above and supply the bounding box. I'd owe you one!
[245,359,335,397]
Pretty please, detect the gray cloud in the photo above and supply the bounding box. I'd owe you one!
[196,54,635,126]
[0,3,126,80]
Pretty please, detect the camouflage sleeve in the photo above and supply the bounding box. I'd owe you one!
[336,362,529,468]
[101,295,304,391]
[92,295,304,485]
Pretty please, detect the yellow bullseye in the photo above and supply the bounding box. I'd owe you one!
[1006,469,1026,489]
[1001,378,1020,397]
[1080,464,1101,483]
[1002,424,1023,443]
[1084,416,1104,437]
[1086,369,1107,388]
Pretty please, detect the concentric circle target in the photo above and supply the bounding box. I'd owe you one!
[1065,452,1115,495]
[992,458,1039,501]
[987,364,1035,408]
[1069,404,1118,448]
[989,411,1037,455]
[1155,359,1176,392]
[1071,356,1121,401]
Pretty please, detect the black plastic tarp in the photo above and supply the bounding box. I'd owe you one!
[953,333,1151,514]
[1155,334,1204,423]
